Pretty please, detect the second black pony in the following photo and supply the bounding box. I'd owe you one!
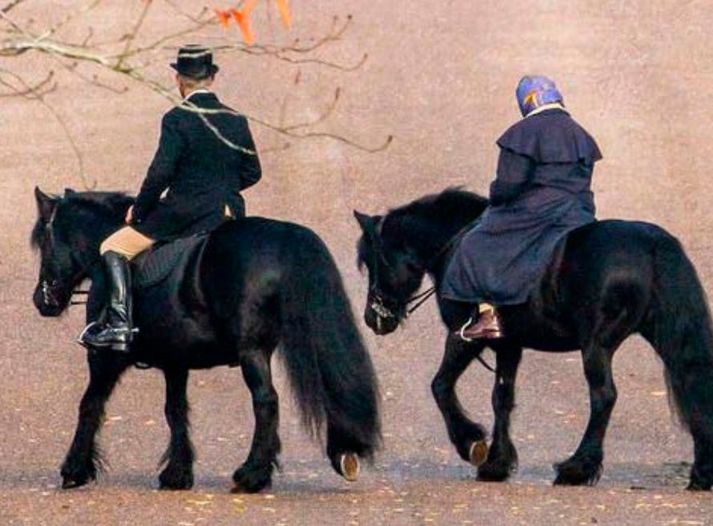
[355,188,713,490]
[31,187,380,493]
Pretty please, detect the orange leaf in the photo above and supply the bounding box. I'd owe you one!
[215,9,232,28]
[276,0,291,28]
[231,8,254,44]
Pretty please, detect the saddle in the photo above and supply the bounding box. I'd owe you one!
[131,234,208,290]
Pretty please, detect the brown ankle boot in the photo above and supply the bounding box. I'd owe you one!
[457,307,503,341]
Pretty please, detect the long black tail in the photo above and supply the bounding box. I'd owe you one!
[640,233,713,485]
[278,228,380,460]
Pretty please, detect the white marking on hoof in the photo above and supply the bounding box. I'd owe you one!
[469,440,488,467]
[339,453,360,482]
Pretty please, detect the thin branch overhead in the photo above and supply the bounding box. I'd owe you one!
[0,1,392,185]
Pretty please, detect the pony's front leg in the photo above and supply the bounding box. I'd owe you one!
[158,367,195,490]
[61,352,130,489]
[477,346,522,482]
[431,334,488,466]
[554,346,616,486]
[232,349,280,493]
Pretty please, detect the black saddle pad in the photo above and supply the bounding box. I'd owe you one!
[132,234,208,290]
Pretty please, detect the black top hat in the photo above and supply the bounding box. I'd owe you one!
[170,45,219,79]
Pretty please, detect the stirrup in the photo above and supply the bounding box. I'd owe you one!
[76,321,99,347]
[458,317,476,342]
[77,323,139,351]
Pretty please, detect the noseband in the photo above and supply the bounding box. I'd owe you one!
[369,287,437,321]
[39,211,97,309]
[41,279,60,307]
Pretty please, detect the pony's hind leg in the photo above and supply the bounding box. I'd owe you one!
[477,346,522,482]
[232,349,280,493]
[158,367,195,490]
[431,334,489,466]
[640,323,713,491]
[61,352,130,489]
[554,345,616,486]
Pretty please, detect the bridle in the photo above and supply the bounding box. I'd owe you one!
[39,260,96,308]
[39,209,98,309]
[366,217,495,372]
[367,218,480,321]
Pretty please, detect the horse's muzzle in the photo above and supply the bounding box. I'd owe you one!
[364,298,400,335]
[33,280,67,317]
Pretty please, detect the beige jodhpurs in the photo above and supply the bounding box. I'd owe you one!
[100,206,234,260]
[99,226,155,261]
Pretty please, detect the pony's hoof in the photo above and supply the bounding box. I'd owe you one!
[686,481,711,491]
[687,465,713,491]
[60,463,95,490]
[477,459,514,482]
[469,440,489,467]
[159,467,194,490]
[231,464,273,493]
[61,477,88,489]
[231,478,271,494]
[553,459,602,486]
[338,453,360,482]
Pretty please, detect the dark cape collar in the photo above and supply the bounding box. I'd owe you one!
[498,108,602,164]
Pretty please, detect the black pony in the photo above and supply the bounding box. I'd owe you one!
[355,188,713,490]
[31,187,380,492]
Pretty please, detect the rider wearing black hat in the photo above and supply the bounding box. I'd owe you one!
[80,45,262,351]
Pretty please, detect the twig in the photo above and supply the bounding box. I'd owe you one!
[0,6,392,155]
[267,15,353,55]
[161,0,210,25]
[52,55,128,94]
[282,87,340,132]
[216,44,368,72]
[1,0,26,14]
[115,0,153,69]
[0,67,95,188]
[42,0,104,40]
[0,68,54,96]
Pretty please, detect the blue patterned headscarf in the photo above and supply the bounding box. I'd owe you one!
[516,75,563,117]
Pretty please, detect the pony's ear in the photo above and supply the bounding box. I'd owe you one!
[35,186,57,221]
[353,210,373,232]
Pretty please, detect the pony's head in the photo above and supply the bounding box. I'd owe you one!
[354,210,428,335]
[30,187,131,317]
[354,189,489,335]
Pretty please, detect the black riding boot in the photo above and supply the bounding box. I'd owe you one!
[79,251,135,352]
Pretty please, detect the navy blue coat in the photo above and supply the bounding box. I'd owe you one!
[131,92,261,241]
[442,108,602,305]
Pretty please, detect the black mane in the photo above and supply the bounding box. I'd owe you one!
[31,191,134,249]
[385,188,488,225]
[358,188,489,268]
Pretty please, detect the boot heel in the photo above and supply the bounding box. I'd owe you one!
[110,342,131,353]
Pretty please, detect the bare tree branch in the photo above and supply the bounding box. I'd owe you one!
[1,0,27,14]
[0,3,393,188]
[115,0,153,69]
[42,0,104,41]
[0,68,54,96]
[282,87,341,132]
[216,43,368,72]
[161,0,210,25]
[0,67,94,188]
[53,56,129,94]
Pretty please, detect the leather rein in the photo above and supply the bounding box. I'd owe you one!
[368,217,495,373]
